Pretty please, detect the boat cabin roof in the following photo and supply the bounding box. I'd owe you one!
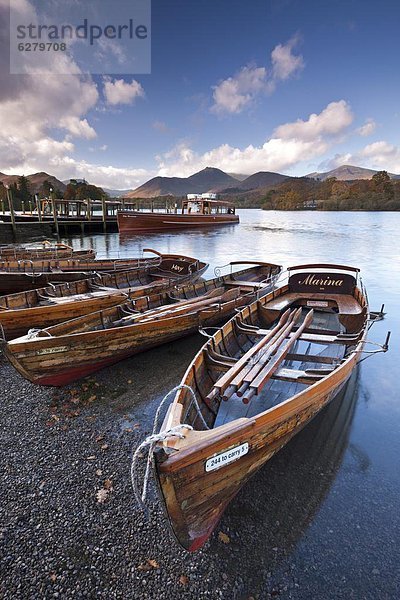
[184,199,235,207]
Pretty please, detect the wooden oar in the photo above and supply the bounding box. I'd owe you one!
[113,287,225,325]
[132,291,234,324]
[240,308,303,389]
[223,308,302,400]
[242,309,314,403]
[210,308,292,397]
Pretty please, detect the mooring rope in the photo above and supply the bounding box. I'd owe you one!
[130,383,209,512]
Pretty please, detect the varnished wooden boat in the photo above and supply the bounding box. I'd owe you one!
[4,262,281,386]
[0,250,204,296]
[0,255,159,275]
[0,253,208,339]
[151,264,373,551]
[118,197,239,233]
[0,241,95,261]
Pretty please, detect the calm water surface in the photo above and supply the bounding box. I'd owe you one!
[64,210,400,598]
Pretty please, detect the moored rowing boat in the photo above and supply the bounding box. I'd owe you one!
[0,241,95,261]
[144,264,387,551]
[0,253,208,339]
[4,261,281,385]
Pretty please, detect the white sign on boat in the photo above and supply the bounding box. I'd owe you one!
[205,442,249,472]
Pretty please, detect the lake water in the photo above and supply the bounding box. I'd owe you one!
[64,210,400,598]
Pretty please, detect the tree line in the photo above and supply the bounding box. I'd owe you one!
[0,176,107,210]
[259,171,400,211]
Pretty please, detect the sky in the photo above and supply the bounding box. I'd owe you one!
[1,0,400,190]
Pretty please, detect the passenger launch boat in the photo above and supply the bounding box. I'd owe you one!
[147,264,388,551]
[0,253,208,339]
[4,261,281,386]
[118,195,239,233]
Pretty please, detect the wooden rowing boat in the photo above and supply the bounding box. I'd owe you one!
[150,264,375,551]
[0,253,208,339]
[4,262,281,386]
[0,249,206,295]
[0,241,95,261]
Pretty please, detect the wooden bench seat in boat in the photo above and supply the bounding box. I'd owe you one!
[271,366,336,384]
[227,280,268,289]
[235,319,360,346]
[264,292,362,315]
[46,290,125,304]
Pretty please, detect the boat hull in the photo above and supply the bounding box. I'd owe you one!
[155,353,360,551]
[5,298,245,386]
[118,211,239,233]
[0,271,94,296]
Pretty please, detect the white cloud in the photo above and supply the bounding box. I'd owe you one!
[103,78,145,106]
[48,157,149,189]
[356,118,376,137]
[0,2,149,189]
[271,35,305,80]
[274,100,353,140]
[359,141,395,159]
[0,0,99,171]
[211,66,268,115]
[321,141,400,174]
[59,117,97,140]
[157,100,353,177]
[211,36,304,115]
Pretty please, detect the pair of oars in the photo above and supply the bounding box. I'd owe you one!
[207,308,314,405]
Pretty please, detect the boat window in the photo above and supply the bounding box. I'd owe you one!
[187,201,201,214]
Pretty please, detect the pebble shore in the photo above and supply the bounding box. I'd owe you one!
[1,336,398,599]
[0,337,250,599]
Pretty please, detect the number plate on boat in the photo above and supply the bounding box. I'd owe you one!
[205,443,249,472]
[307,300,329,308]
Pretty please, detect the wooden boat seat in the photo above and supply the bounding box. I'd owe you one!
[298,332,359,345]
[237,320,359,346]
[271,367,335,384]
[265,292,362,315]
[228,280,266,289]
[47,291,124,304]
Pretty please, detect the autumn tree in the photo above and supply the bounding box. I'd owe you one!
[17,175,31,204]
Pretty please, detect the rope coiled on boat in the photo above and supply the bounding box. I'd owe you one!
[130,383,209,512]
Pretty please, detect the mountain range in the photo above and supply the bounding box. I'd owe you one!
[126,164,400,198]
[126,168,292,198]
[1,164,399,198]
[306,164,400,181]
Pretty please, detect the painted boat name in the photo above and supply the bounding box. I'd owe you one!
[205,442,249,472]
[298,274,343,287]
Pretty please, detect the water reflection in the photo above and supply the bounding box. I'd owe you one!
[209,371,360,594]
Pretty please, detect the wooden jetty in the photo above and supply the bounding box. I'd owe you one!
[0,195,137,236]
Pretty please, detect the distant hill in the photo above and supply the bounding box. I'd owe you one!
[126,167,239,198]
[0,171,66,194]
[307,164,400,181]
[219,171,290,194]
[227,172,248,181]
[103,188,133,198]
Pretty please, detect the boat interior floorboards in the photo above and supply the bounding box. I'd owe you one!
[213,308,348,428]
